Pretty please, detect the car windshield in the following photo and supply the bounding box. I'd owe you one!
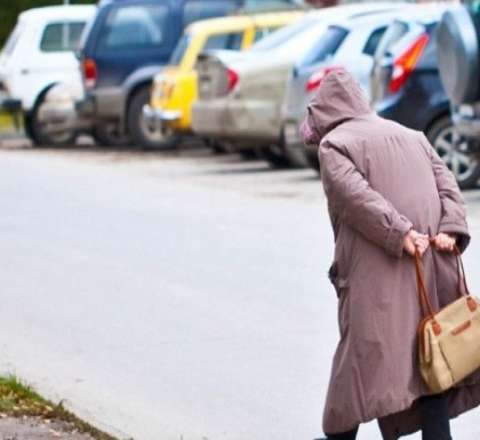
[249,16,318,52]
[2,21,25,56]
[97,4,170,52]
[169,33,192,65]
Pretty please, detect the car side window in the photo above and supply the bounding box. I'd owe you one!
[183,1,238,28]
[363,27,387,56]
[204,32,243,51]
[253,26,280,43]
[40,22,86,52]
[97,5,170,52]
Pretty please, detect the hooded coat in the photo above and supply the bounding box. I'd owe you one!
[301,70,480,438]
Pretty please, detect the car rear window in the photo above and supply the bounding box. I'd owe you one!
[373,20,409,63]
[300,25,348,67]
[183,1,238,27]
[97,4,170,53]
[40,22,86,52]
[416,22,438,69]
[204,32,244,51]
[243,0,297,11]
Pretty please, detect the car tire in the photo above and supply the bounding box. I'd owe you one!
[304,145,320,173]
[283,142,309,168]
[92,122,131,147]
[239,149,258,160]
[127,86,178,150]
[28,97,76,147]
[260,145,290,168]
[427,115,480,189]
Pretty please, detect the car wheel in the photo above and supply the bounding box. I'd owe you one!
[127,86,178,150]
[93,122,131,147]
[428,115,480,189]
[239,149,258,160]
[260,145,290,168]
[305,145,320,173]
[283,142,309,168]
[28,98,76,147]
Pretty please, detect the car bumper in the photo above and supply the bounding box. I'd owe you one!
[81,87,124,120]
[143,104,181,124]
[192,99,280,145]
[0,95,22,113]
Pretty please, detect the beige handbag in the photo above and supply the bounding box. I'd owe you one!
[415,247,480,393]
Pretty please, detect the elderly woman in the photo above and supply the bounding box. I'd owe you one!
[301,70,480,440]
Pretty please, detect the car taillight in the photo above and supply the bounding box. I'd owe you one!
[227,67,239,93]
[83,58,97,89]
[389,33,429,94]
[305,66,343,92]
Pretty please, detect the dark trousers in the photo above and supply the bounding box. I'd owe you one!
[325,394,452,440]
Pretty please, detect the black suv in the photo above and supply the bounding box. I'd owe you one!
[78,0,301,147]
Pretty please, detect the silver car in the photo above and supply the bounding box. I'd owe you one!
[191,3,404,166]
[281,8,417,169]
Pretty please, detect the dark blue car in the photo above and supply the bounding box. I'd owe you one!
[370,6,480,189]
[78,0,300,148]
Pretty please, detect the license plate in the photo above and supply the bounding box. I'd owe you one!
[459,104,475,118]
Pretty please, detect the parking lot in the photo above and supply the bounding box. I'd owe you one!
[1,140,480,440]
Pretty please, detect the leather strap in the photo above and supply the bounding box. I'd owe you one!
[414,243,471,319]
[414,249,435,317]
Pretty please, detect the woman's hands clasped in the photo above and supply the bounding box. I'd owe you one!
[403,230,457,257]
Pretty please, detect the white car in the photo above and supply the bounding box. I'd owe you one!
[0,5,96,145]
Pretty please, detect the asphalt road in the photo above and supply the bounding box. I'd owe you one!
[1,141,480,440]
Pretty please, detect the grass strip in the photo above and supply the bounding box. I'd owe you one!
[0,375,119,440]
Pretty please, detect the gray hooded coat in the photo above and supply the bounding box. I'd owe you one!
[301,70,480,438]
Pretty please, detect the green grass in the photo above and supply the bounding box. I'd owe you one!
[0,375,120,440]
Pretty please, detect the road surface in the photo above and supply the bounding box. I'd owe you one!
[1,142,480,440]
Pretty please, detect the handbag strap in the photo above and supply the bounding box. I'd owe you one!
[414,244,471,318]
[414,249,435,317]
[454,245,471,296]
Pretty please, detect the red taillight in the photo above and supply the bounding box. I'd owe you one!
[305,66,343,92]
[389,33,429,94]
[227,67,239,92]
[83,58,97,89]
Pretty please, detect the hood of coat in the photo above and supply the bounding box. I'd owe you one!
[300,69,371,145]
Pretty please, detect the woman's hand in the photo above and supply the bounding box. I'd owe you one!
[403,230,430,257]
[432,233,457,252]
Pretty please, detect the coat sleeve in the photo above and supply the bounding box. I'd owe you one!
[420,134,470,252]
[319,140,412,258]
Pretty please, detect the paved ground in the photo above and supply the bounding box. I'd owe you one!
[0,416,95,440]
[1,140,479,440]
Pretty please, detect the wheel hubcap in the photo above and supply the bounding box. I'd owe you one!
[434,126,478,183]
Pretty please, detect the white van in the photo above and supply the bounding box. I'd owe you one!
[0,5,96,145]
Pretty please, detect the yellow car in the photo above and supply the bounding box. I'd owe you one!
[143,10,304,147]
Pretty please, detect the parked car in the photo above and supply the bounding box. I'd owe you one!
[143,10,304,149]
[282,8,413,169]
[74,0,302,148]
[190,3,402,167]
[0,5,95,146]
[436,4,480,188]
[369,5,480,189]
